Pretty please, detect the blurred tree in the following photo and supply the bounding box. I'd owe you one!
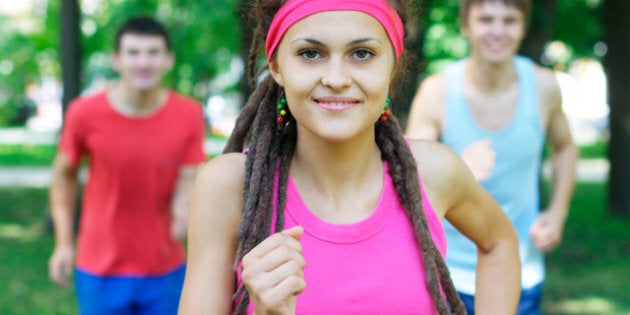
[60,0,81,113]
[603,0,630,217]
[554,0,603,63]
[0,0,609,133]
[419,0,603,74]
[0,0,243,127]
[518,0,556,64]
[79,0,242,103]
[0,1,60,126]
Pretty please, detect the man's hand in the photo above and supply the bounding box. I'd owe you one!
[49,245,75,286]
[171,210,188,241]
[530,209,566,252]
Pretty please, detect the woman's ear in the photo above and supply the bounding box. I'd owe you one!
[268,60,285,87]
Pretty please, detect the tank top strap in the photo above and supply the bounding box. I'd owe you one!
[445,59,467,113]
[514,55,541,122]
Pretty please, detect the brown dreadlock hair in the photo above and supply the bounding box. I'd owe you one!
[223,0,465,314]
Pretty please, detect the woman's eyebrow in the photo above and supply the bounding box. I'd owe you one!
[291,37,324,45]
[347,37,383,46]
[291,37,383,46]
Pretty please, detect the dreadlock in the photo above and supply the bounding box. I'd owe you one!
[225,0,465,313]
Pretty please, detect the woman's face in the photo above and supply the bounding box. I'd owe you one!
[269,10,396,143]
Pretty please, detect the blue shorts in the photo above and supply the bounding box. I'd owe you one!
[74,264,186,315]
[458,283,543,315]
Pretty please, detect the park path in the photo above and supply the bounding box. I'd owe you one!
[0,128,609,187]
[0,159,610,188]
[0,128,227,187]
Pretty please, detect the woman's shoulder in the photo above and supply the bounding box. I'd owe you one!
[189,152,246,238]
[194,153,247,209]
[197,152,247,189]
[407,139,476,215]
[407,139,461,172]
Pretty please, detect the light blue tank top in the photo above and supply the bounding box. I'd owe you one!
[442,56,545,293]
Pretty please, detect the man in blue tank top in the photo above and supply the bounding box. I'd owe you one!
[406,1,578,314]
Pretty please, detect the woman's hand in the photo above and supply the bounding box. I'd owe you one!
[242,226,306,315]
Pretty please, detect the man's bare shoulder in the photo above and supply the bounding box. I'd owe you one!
[417,72,448,101]
[407,72,449,139]
[534,65,562,111]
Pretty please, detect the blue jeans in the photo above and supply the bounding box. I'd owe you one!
[458,283,543,315]
[75,264,186,315]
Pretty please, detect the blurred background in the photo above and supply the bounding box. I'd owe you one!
[0,0,628,314]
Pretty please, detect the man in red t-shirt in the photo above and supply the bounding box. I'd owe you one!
[48,16,206,314]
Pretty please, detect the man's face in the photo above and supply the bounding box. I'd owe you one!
[112,33,173,92]
[463,1,526,64]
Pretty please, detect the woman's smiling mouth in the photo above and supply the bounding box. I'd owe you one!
[314,97,360,112]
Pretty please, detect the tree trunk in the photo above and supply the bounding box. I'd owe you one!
[48,0,82,236]
[519,0,556,64]
[604,0,630,216]
[60,0,81,113]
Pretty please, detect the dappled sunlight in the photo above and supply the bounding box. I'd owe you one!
[0,222,42,241]
[547,296,629,314]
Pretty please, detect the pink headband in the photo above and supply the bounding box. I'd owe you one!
[265,0,405,61]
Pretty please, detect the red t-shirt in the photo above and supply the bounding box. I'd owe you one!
[59,90,206,276]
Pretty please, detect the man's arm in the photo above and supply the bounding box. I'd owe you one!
[405,74,447,141]
[48,152,80,286]
[171,165,202,241]
[531,70,578,252]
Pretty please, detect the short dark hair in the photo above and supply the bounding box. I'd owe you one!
[115,16,172,52]
[460,0,531,27]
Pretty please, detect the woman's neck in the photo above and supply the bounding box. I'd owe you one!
[290,130,382,196]
[289,130,384,222]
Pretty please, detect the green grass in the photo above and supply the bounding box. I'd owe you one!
[542,182,630,314]
[578,139,607,159]
[0,132,228,166]
[0,188,77,314]
[1,182,628,314]
[0,144,57,166]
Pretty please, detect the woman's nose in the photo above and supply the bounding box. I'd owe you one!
[321,57,352,89]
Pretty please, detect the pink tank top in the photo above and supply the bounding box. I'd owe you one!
[238,162,446,314]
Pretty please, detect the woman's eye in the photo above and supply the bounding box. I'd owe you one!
[300,49,321,60]
[353,48,374,60]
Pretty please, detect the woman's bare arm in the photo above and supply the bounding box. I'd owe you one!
[178,153,245,315]
[412,140,521,315]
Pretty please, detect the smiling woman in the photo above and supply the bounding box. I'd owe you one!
[178,1,521,314]
[270,10,395,143]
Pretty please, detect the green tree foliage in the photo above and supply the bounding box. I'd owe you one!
[554,0,603,61]
[80,0,242,102]
[0,1,60,125]
[0,0,607,126]
[0,0,242,127]
[420,0,603,75]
